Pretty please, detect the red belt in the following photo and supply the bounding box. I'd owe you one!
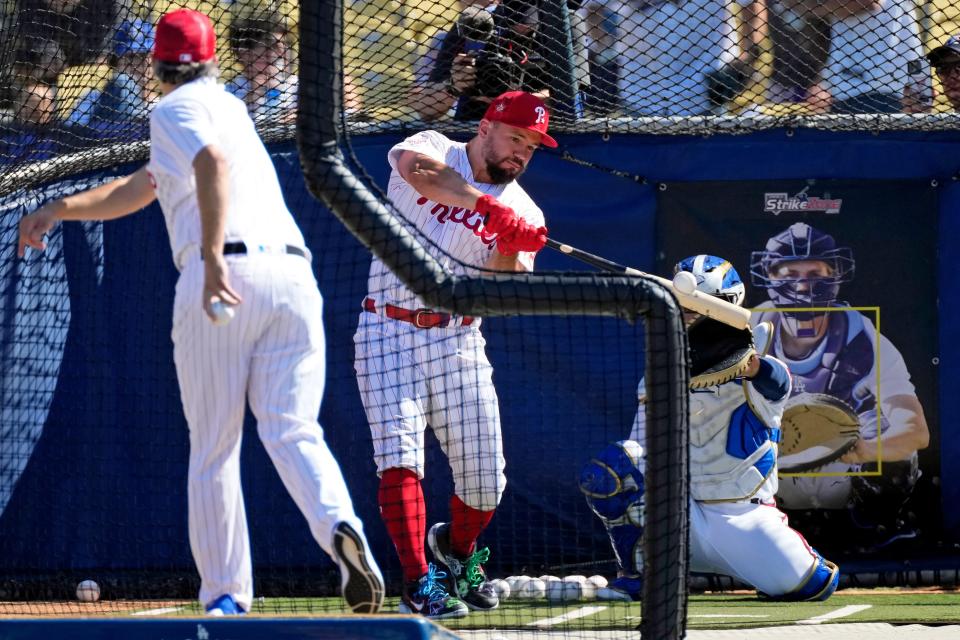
[363,297,473,329]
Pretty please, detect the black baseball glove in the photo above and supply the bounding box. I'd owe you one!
[688,318,756,389]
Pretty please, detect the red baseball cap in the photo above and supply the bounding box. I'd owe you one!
[153,8,216,64]
[483,91,558,148]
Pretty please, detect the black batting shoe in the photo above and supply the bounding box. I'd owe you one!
[332,521,385,613]
[399,564,469,619]
[428,522,499,611]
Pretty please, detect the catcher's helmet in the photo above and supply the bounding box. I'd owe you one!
[749,222,854,310]
[674,255,746,307]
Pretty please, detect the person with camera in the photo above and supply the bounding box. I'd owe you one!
[409,0,549,121]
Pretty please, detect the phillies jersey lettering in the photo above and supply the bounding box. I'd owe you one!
[414,196,497,245]
[370,130,544,311]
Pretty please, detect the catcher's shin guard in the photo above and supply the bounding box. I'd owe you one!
[763,555,839,602]
[579,441,645,578]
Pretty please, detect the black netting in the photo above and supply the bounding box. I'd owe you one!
[1,1,691,633]
[6,0,951,634]
[297,1,690,637]
[3,1,960,195]
[0,1,302,194]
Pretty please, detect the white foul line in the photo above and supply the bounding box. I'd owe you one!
[797,604,872,625]
[691,614,771,618]
[131,606,183,616]
[528,605,608,627]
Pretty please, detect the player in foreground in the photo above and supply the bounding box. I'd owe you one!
[18,8,383,617]
[579,255,839,602]
[354,90,551,618]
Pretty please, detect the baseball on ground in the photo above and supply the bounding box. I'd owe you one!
[546,579,580,602]
[505,575,526,592]
[566,575,597,600]
[587,575,609,589]
[489,578,512,600]
[76,579,100,602]
[516,577,546,599]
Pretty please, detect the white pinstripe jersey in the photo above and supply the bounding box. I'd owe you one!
[147,76,305,268]
[370,130,545,312]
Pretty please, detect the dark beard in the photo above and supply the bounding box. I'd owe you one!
[486,160,522,185]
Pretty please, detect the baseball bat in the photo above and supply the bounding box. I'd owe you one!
[545,237,752,329]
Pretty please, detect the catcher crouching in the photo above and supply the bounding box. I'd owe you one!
[578,254,839,602]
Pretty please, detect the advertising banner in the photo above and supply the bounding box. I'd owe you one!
[657,180,940,559]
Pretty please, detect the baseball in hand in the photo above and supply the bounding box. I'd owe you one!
[76,579,100,602]
[210,300,236,326]
[672,270,698,295]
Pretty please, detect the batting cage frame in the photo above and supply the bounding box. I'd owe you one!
[297,2,691,638]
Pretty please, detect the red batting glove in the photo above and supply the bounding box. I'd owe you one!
[476,194,521,237]
[496,240,519,256]
[498,220,548,255]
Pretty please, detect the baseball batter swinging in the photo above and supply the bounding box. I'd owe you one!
[579,255,840,602]
[354,91,552,619]
[17,8,383,616]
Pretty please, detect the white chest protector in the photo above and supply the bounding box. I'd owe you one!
[689,358,789,502]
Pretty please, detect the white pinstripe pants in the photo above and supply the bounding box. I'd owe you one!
[353,312,507,511]
[172,254,361,611]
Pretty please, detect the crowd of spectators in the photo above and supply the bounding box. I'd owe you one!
[408,0,953,120]
[0,1,309,163]
[575,0,944,117]
[0,0,957,164]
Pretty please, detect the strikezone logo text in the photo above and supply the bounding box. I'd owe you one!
[763,191,843,215]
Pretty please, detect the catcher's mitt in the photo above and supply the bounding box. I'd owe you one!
[688,318,755,389]
[779,393,861,473]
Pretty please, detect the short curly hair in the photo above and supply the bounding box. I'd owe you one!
[229,14,290,53]
[152,59,219,86]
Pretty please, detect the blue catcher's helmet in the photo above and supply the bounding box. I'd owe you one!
[674,255,746,307]
[749,222,854,310]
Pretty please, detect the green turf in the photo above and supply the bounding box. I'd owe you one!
[180,591,960,631]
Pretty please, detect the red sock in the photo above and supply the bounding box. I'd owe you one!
[449,495,494,557]
[379,468,429,582]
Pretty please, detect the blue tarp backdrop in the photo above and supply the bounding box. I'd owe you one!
[0,130,958,587]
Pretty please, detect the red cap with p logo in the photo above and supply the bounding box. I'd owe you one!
[153,8,216,64]
[482,91,558,148]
